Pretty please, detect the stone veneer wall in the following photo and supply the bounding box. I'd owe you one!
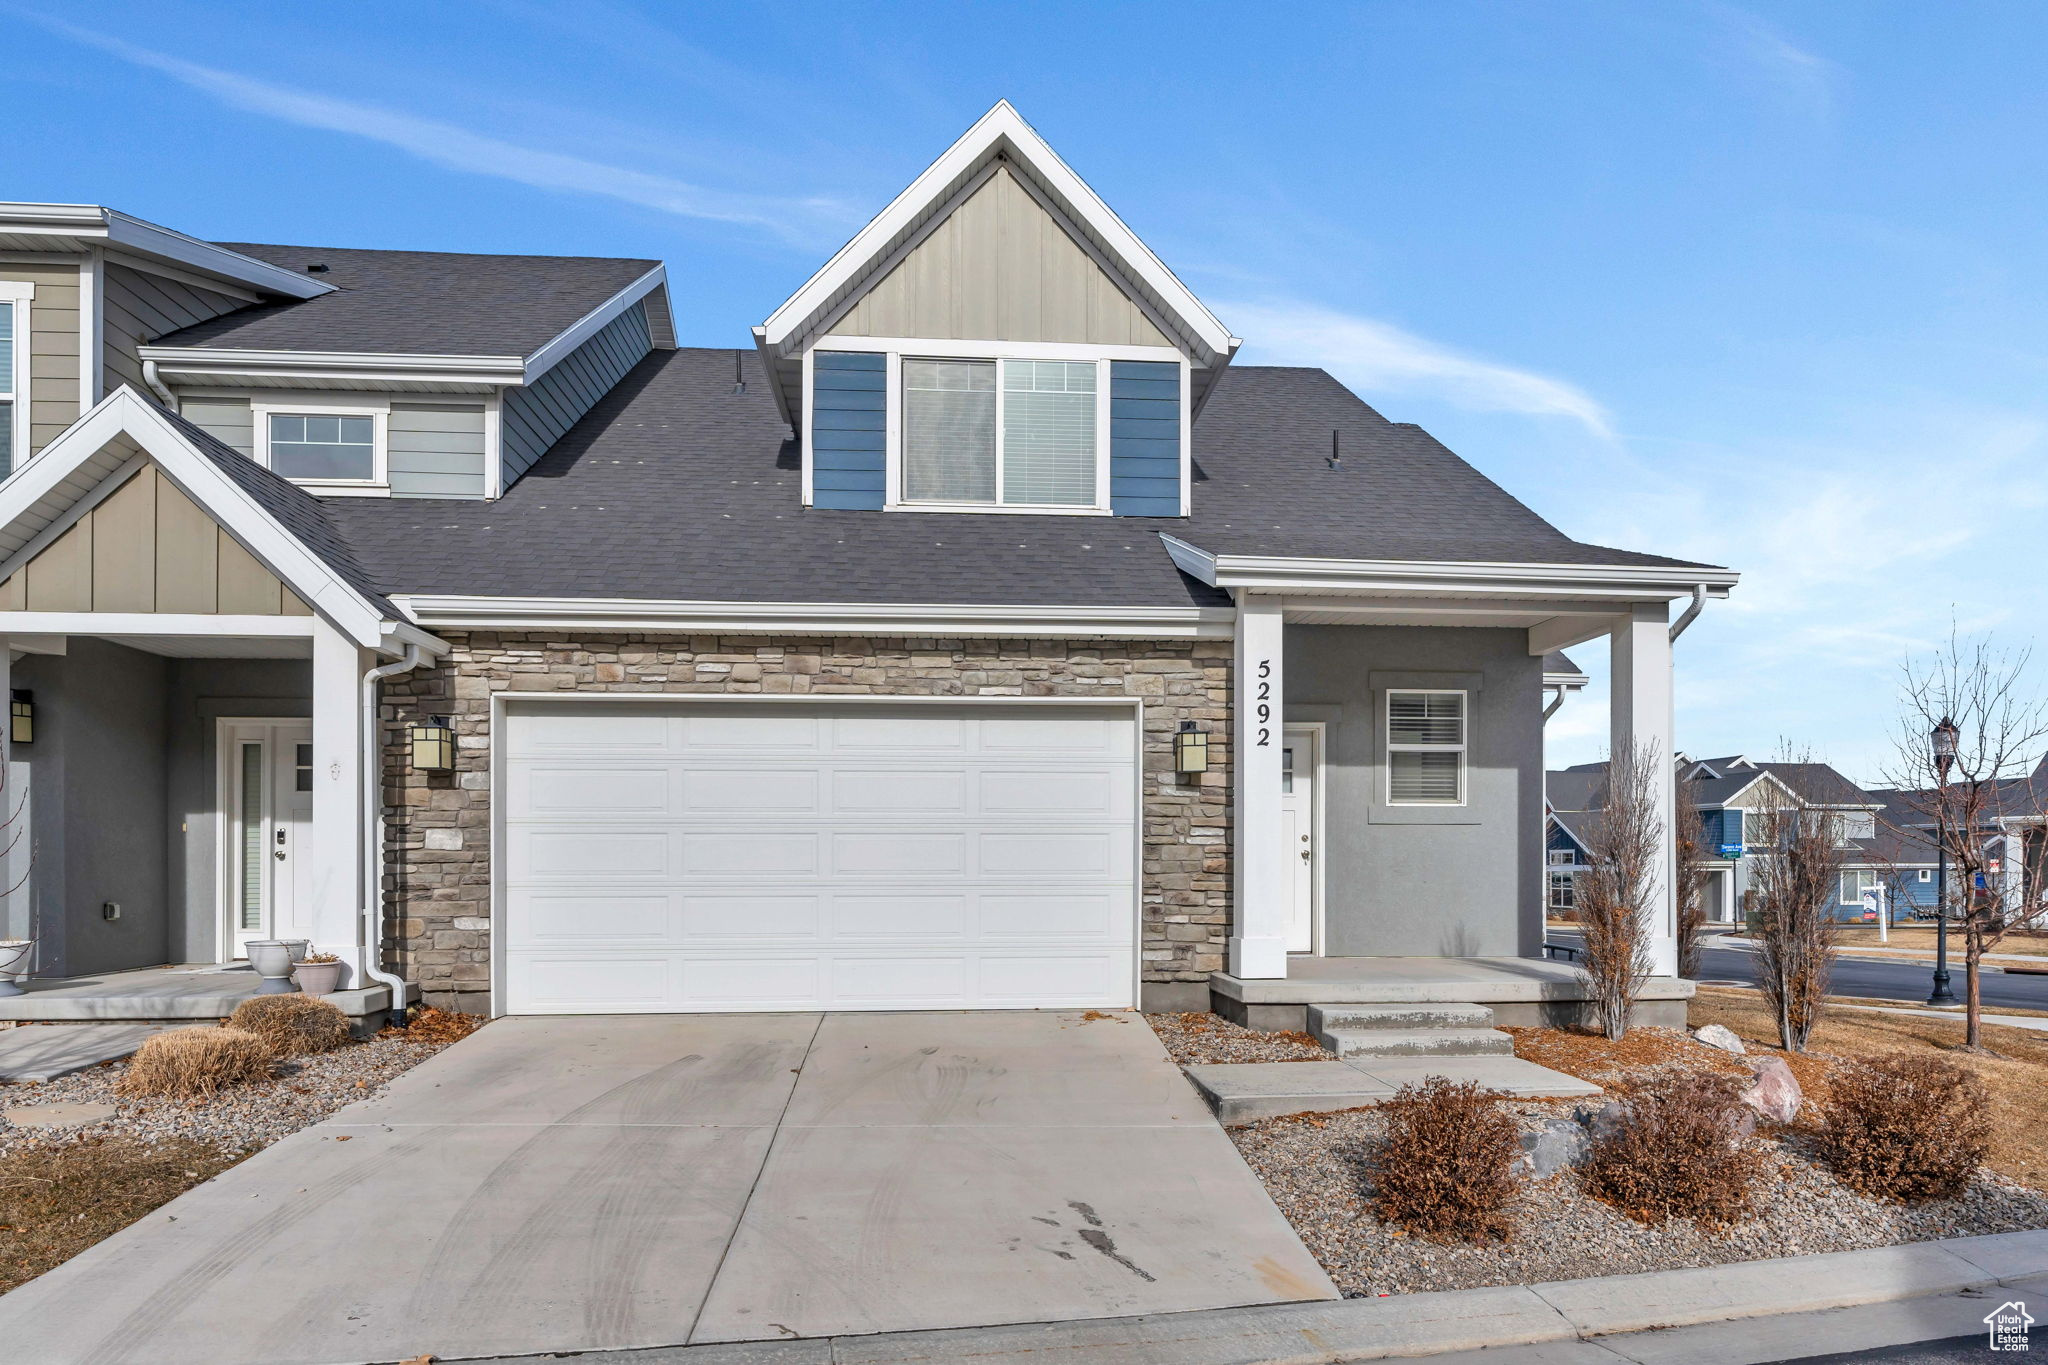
[380,633,1232,1013]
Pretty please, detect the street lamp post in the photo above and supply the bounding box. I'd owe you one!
[1928,715,1960,1008]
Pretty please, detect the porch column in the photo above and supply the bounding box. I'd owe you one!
[1230,594,1288,977]
[1610,601,1679,975]
[309,621,370,981]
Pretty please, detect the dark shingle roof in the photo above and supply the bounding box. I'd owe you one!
[154,403,399,618]
[322,351,1714,606]
[151,244,656,357]
[1543,651,1586,678]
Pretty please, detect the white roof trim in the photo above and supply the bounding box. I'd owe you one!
[521,264,665,382]
[1161,534,1741,601]
[393,593,1236,640]
[0,203,334,299]
[758,101,1235,363]
[0,388,391,647]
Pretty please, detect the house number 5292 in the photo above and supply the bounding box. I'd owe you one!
[1255,659,1272,746]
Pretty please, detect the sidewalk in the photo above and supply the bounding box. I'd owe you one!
[466,1229,2048,1365]
[1838,1002,2048,1034]
[1716,935,2043,970]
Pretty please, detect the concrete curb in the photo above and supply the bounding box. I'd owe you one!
[456,1229,2048,1364]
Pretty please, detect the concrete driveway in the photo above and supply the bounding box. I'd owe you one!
[0,1010,1335,1365]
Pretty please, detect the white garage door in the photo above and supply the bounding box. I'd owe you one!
[500,701,1138,1013]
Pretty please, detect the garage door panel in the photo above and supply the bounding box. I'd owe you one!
[503,703,1136,1013]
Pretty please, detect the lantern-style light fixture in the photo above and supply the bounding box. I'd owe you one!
[9,691,32,745]
[410,716,454,771]
[1931,715,1960,781]
[1173,720,1209,775]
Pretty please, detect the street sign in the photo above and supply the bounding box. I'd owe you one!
[1718,843,1743,859]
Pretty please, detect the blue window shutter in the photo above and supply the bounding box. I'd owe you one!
[810,352,885,510]
[1109,361,1181,516]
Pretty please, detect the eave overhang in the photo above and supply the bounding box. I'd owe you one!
[0,203,336,299]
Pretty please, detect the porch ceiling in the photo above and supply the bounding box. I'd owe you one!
[96,634,312,658]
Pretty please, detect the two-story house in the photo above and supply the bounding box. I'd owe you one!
[0,103,1732,1027]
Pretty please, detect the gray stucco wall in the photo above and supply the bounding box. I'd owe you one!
[166,659,312,965]
[1285,625,1543,958]
[14,639,171,977]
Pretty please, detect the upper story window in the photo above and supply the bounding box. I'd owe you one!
[1386,689,1467,805]
[0,282,29,481]
[268,414,376,481]
[902,357,1099,508]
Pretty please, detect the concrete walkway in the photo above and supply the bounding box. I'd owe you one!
[0,1010,1334,1365]
[1839,1002,2048,1033]
[0,1022,167,1081]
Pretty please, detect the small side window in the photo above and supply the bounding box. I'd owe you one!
[1386,690,1465,805]
[268,413,377,482]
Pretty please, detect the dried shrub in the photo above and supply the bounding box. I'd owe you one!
[1373,1077,1520,1243]
[1811,1054,1990,1201]
[1581,1071,1764,1224]
[118,1027,274,1098]
[0,1137,242,1293]
[228,994,355,1057]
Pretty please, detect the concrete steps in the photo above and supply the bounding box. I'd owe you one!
[1307,1001,1515,1059]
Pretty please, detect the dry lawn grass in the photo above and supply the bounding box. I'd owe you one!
[1833,927,2048,959]
[228,994,353,1057]
[1686,986,2048,1188]
[117,1027,274,1098]
[0,1138,243,1293]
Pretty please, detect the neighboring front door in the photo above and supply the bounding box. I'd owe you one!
[1280,726,1319,953]
[221,720,314,958]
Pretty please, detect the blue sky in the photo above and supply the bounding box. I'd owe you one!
[7,2,2044,783]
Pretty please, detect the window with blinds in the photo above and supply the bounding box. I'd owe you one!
[0,300,15,480]
[238,742,265,931]
[900,356,1099,507]
[1386,690,1466,805]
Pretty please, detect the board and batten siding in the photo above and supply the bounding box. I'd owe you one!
[0,463,312,615]
[177,395,488,498]
[830,166,1171,348]
[1108,360,1182,517]
[1,262,82,456]
[810,351,886,510]
[101,263,251,397]
[500,302,653,485]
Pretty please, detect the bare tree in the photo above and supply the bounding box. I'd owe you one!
[1674,782,1711,980]
[1575,742,1662,1040]
[1880,632,2048,1050]
[1748,789,1845,1053]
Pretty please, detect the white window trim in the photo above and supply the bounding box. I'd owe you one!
[808,335,1186,517]
[250,394,391,496]
[1384,687,1468,807]
[1839,869,1880,905]
[1918,868,1933,883]
[0,281,33,473]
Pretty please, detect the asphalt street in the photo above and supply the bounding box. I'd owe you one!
[1693,940,2048,1012]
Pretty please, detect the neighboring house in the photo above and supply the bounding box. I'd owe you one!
[1867,761,2046,922]
[1546,753,1937,927]
[0,103,1736,1021]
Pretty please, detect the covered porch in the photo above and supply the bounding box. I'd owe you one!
[1163,537,1734,1031]
[0,390,443,1020]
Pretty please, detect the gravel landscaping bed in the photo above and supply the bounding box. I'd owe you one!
[1145,1011,1329,1064]
[1231,1101,2048,1297]
[0,1022,476,1158]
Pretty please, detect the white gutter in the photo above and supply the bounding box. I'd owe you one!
[1668,584,1710,642]
[391,594,1237,639]
[360,643,425,1025]
[1159,534,1741,600]
[140,359,177,407]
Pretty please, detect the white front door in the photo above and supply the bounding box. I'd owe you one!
[222,720,315,957]
[1280,727,1319,953]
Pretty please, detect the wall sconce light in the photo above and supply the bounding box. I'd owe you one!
[410,716,454,771]
[1174,720,1209,775]
[9,691,32,745]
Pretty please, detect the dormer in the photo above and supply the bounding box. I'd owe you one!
[755,102,1239,517]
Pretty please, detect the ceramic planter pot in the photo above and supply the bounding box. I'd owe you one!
[245,940,299,995]
[293,960,344,996]
[279,938,312,964]
[0,939,30,998]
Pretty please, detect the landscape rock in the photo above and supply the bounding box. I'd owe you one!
[1742,1055,1804,1124]
[1692,1024,1747,1056]
[1516,1116,1590,1177]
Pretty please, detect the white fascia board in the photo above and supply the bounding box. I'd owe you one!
[0,389,388,647]
[392,594,1236,639]
[0,204,334,299]
[138,346,526,388]
[521,264,666,383]
[758,101,1232,362]
[752,326,796,428]
[1543,671,1591,689]
[1161,534,1741,600]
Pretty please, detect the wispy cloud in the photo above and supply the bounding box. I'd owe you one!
[1220,298,1614,437]
[30,18,854,246]
[1710,3,1839,113]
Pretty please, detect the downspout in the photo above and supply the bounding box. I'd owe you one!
[1668,584,1709,643]
[140,359,177,408]
[1542,687,1567,722]
[361,642,425,1027]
